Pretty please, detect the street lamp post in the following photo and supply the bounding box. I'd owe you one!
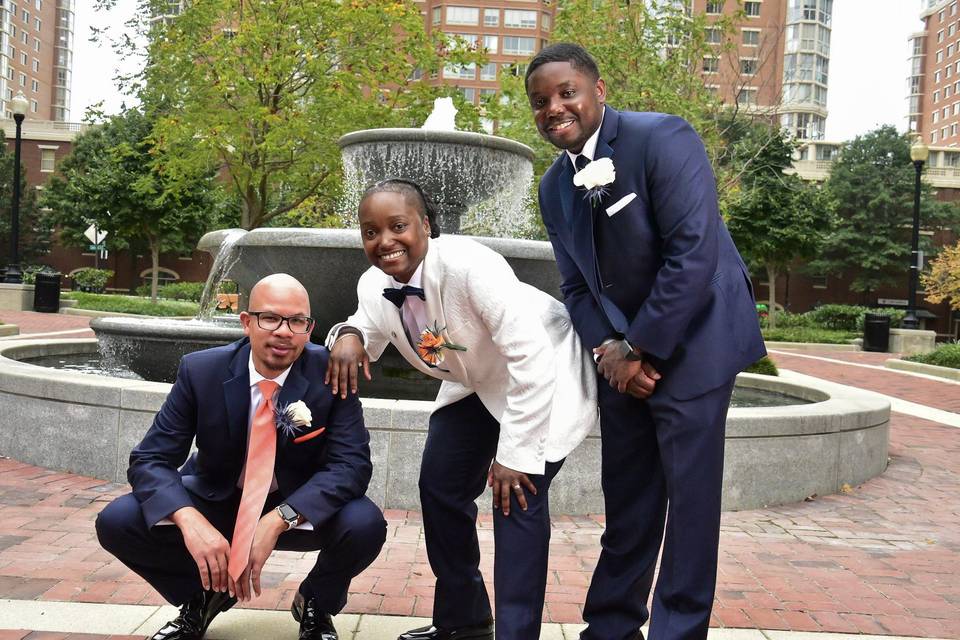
[4,92,29,284]
[903,137,930,330]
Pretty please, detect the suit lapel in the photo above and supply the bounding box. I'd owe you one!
[420,240,467,381]
[277,356,309,440]
[223,342,252,446]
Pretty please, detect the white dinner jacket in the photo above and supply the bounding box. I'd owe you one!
[326,235,598,475]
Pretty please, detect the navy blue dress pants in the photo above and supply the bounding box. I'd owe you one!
[580,377,736,640]
[420,393,563,640]
[95,489,386,614]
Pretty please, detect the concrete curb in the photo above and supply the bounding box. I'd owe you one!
[885,358,960,382]
[763,341,860,352]
[0,324,18,337]
[0,599,949,640]
[60,307,195,319]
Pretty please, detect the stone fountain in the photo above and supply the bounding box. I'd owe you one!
[90,98,554,395]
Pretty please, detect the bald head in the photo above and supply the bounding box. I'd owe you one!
[248,273,310,316]
[242,273,313,377]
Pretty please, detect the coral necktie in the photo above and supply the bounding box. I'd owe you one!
[229,379,279,581]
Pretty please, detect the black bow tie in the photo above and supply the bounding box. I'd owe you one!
[382,285,425,308]
[574,154,590,172]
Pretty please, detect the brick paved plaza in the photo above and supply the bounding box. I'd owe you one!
[0,313,957,638]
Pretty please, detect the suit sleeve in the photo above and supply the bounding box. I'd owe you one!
[465,251,556,475]
[625,116,719,360]
[127,359,198,528]
[282,387,372,528]
[539,183,615,351]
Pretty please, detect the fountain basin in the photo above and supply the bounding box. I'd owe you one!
[0,338,890,512]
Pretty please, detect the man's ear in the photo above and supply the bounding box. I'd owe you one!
[596,77,606,103]
[240,311,252,337]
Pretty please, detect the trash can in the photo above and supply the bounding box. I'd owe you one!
[863,313,890,352]
[33,272,61,313]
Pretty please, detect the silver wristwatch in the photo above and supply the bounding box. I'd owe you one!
[276,503,299,531]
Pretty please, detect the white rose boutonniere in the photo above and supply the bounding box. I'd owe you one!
[274,400,313,439]
[573,157,616,205]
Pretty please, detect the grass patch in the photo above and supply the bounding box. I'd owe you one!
[904,342,960,369]
[63,292,199,317]
[762,327,857,344]
[744,356,778,376]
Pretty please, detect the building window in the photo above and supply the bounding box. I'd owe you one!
[702,56,719,73]
[22,9,29,22]
[502,36,536,55]
[810,274,827,289]
[938,50,944,63]
[483,8,498,26]
[939,30,945,43]
[480,62,496,80]
[29,99,36,113]
[744,1,760,17]
[705,27,722,44]
[706,1,723,14]
[10,25,15,38]
[504,10,537,29]
[31,58,37,72]
[431,7,440,25]
[446,7,479,26]
[737,88,757,106]
[450,32,477,47]
[742,29,760,46]
[950,44,956,57]
[30,79,37,92]
[35,0,41,10]
[935,90,941,103]
[443,63,476,80]
[542,12,551,30]
[933,130,939,143]
[740,58,757,75]
[951,23,957,37]
[483,34,498,52]
[934,111,940,123]
[33,38,39,52]
[459,87,476,103]
[20,51,27,64]
[18,73,25,87]
[39,148,55,171]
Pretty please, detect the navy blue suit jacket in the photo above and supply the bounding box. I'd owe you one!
[127,339,372,529]
[538,107,766,400]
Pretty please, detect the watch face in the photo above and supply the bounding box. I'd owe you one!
[278,503,297,521]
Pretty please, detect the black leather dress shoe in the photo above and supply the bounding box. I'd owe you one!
[148,590,237,640]
[291,591,338,640]
[397,621,494,640]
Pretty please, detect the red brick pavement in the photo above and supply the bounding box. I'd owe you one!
[0,311,93,338]
[0,406,959,637]
[769,349,960,413]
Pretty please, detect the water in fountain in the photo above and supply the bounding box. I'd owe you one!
[196,228,246,319]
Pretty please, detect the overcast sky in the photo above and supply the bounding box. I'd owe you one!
[71,1,925,142]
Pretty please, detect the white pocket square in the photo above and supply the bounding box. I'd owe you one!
[605,192,637,216]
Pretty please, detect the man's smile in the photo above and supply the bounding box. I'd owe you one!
[548,119,576,132]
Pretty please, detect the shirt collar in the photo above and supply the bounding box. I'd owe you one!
[248,352,292,389]
[566,106,606,166]
[389,256,425,289]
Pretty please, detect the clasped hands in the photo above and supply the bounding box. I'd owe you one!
[172,506,288,603]
[594,339,661,399]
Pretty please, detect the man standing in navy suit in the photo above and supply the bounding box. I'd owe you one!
[526,44,766,640]
[96,274,386,640]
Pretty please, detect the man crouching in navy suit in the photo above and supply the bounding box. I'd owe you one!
[96,274,386,640]
[526,44,766,640]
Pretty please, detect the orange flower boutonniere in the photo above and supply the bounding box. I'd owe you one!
[416,322,467,366]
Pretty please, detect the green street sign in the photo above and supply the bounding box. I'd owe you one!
[88,244,106,251]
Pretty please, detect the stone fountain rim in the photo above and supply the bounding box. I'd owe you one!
[90,316,245,341]
[337,128,536,162]
[197,228,557,261]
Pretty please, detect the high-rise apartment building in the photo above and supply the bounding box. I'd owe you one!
[420,0,832,140]
[907,0,960,146]
[0,0,74,121]
[418,0,552,111]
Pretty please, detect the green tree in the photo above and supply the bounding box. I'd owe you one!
[95,0,483,230]
[725,125,834,328]
[810,126,960,301]
[41,107,225,301]
[0,131,50,267]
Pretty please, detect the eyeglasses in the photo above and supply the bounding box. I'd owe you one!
[248,311,315,334]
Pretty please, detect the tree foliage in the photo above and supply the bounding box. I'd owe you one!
[41,107,225,301]
[923,240,960,311]
[0,131,49,266]
[95,0,483,230]
[725,124,833,327]
[810,126,960,299]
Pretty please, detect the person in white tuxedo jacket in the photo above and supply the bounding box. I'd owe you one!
[324,179,598,640]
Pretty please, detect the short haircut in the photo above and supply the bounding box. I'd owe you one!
[360,178,441,238]
[525,42,601,89]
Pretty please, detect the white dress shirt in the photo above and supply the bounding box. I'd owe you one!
[389,258,429,350]
[238,353,292,490]
[566,107,606,166]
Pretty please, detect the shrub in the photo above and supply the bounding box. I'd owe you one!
[62,292,198,317]
[745,356,778,376]
[806,304,906,331]
[135,280,236,301]
[19,265,58,285]
[71,268,113,293]
[905,342,960,369]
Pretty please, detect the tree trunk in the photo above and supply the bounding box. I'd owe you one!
[766,264,777,330]
[150,240,160,304]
